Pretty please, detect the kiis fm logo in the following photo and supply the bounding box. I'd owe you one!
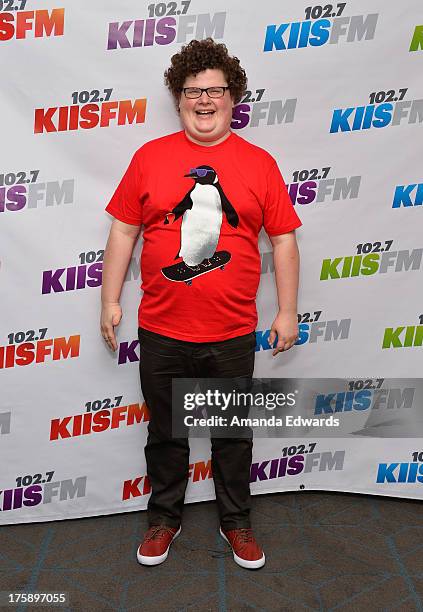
[231,88,296,130]
[251,445,345,483]
[264,5,377,52]
[320,241,422,280]
[256,311,351,351]
[410,26,423,52]
[0,169,74,214]
[260,252,275,275]
[98,337,141,365]
[42,250,138,293]
[123,446,344,498]
[393,182,423,208]
[0,412,11,435]
[107,3,225,50]
[377,452,423,483]
[0,5,64,41]
[42,250,103,294]
[287,167,361,206]
[314,380,415,415]
[122,460,212,500]
[0,328,79,369]
[35,88,145,134]
[115,313,351,363]
[0,471,86,512]
[330,88,422,133]
[50,402,149,440]
[382,316,423,349]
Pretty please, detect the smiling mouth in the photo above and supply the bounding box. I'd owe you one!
[195,110,215,116]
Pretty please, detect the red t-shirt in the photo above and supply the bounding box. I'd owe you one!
[105,130,301,342]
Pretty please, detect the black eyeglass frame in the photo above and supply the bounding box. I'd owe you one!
[181,86,231,99]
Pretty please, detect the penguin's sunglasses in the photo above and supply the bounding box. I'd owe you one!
[189,168,214,177]
[182,86,230,98]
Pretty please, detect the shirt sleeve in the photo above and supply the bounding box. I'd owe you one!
[263,160,302,236]
[105,151,143,226]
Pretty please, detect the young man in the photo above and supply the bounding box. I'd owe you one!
[101,38,301,570]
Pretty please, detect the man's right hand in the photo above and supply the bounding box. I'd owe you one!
[100,302,122,352]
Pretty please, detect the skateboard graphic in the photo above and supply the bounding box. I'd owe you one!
[161,250,231,286]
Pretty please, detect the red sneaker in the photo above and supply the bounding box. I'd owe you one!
[137,525,181,566]
[220,527,265,569]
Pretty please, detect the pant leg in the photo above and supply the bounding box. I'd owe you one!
[138,327,194,528]
[194,332,256,530]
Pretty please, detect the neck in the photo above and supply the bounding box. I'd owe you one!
[184,129,232,147]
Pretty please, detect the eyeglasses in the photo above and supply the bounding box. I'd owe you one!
[182,86,230,99]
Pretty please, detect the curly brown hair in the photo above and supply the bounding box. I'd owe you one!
[164,38,247,109]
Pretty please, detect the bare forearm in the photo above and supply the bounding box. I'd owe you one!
[101,227,138,304]
[272,236,299,313]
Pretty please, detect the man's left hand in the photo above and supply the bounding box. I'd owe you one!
[268,311,299,356]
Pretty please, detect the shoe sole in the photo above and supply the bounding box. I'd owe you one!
[137,526,181,566]
[219,528,265,569]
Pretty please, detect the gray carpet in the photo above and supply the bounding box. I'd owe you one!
[1,491,423,611]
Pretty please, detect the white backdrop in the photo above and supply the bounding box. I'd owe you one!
[1,0,422,524]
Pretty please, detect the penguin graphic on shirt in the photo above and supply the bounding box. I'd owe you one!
[164,165,239,270]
